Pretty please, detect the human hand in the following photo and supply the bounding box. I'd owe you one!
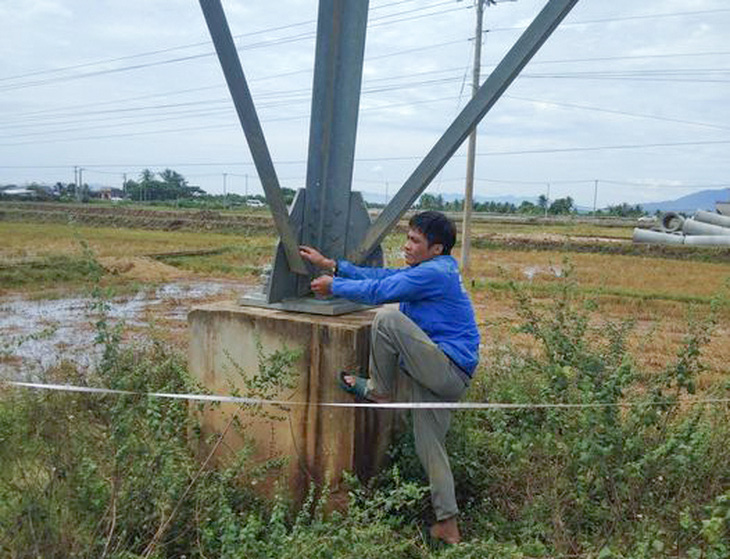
[299,245,335,271]
[310,275,334,297]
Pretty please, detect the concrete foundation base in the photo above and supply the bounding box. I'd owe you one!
[188,302,399,501]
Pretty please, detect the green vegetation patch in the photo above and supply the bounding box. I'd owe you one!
[1,273,729,557]
[473,278,730,307]
[154,241,277,278]
[444,271,730,557]
[0,255,105,289]
[473,235,730,264]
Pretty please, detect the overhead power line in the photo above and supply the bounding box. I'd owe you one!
[504,95,730,132]
[532,50,730,65]
[3,58,729,134]
[2,70,728,141]
[487,7,730,32]
[523,74,730,84]
[0,0,457,92]
[0,0,425,84]
[2,5,729,93]
[7,46,727,125]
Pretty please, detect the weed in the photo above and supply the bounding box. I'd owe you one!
[441,267,730,557]
[0,254,105,289]
[1,245,729,557]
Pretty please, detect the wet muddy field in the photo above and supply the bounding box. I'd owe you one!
[0,280,252,379]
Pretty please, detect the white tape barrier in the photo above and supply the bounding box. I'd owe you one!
[3,380,730,410]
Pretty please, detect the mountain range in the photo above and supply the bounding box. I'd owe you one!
[637,188,730,214]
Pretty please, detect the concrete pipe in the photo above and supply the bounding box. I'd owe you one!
[694,210,730,229]
[682,219,730,236]
[660,211,685,233]
[633,228,685,245]
[684,235,730,247]
[636,216,657,229]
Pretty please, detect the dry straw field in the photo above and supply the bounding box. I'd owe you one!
[2,204,730,557]
[1,208,729,390]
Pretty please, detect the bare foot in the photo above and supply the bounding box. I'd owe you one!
[430,516,461,544]
[341,374,390,403]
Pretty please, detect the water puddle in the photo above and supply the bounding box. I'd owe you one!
[523,265,564,281]
[0,280,248,379]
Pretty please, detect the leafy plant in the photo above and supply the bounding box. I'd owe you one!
[440,265,730,557]
[1,260,728,558]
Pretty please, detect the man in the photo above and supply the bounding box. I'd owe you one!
[299,210,480,544]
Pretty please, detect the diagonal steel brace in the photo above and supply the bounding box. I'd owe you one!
[199,0,308,275]
[348,0,580,264]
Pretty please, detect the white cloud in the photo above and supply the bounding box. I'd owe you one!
[0,0,729,206]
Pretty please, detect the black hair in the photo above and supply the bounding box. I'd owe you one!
[408,211,456,255]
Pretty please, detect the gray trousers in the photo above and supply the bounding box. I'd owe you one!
[367,307,469,521]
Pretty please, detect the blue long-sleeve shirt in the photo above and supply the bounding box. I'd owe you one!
[331,255,480,376]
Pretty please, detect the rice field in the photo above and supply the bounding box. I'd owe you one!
[1,211,728,390]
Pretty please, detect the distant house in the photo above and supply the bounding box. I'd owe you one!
[1,187,36,200]
[1,184,59,201]
[98,187,125,201]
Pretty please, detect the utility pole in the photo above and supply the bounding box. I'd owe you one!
[223,172,228,208]
[461,0,485,273]
[78,168,84,202]
[122,173,127,199]
[461,0,515,272]
[245,173,249,200]
[593,179,598,214]
[545,182,550,218]
[74,166,79,202]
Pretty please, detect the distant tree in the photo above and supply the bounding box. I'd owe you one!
[549,196,574,215]
[124,169,203,201]
[54,181,77,199]
[281,187,296,205]
[605,203,645,217]
[474,201,517,214]
[140,168,154,183]
[159,168,186,187]
[445,198,464,212]
[518,201,540,215]
[419,193,445,210]
[537,194,548,211]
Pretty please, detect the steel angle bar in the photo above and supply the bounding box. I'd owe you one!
[303,0,369,260]
[199,0,307,275]
[349,0,580,264]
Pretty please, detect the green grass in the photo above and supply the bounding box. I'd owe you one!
[471,236,730,264]
[473,277,729,307]
[469,221,635,239]
[2,275,729,558]
[0,255,103,289]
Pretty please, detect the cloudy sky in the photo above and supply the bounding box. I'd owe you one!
[1,0,729,208]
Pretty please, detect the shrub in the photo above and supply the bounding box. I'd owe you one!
[441,266,730,556]
[1,265,728,557]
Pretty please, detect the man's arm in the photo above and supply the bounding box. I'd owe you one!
[332,262,446,305]
[335,260,401,280]
[299,245,400,280]
[299,246,336,274]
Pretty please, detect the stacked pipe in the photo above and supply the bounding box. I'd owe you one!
[633,210,730,246]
